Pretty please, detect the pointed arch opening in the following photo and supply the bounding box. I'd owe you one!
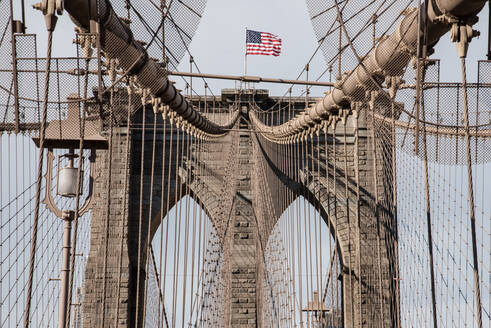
[146,195,226,327]
[261,196,343,327]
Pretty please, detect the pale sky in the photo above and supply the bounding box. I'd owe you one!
[16,0,490,98]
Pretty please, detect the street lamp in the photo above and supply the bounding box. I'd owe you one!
[57,149,82,197]
[32,94,107,328]
[302,291,331,328]
[43,148,94,328]
[43,148,95,219]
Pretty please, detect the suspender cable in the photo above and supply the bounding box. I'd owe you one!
[135,96,147,328]
[24,27,54,328]
[100,68,115,328]
[114,78,134,328]
[9,0,19,134]
[158,103,170,328]
[419,61,439,328]
[460,56,483,328]
[141,102,159,324]
[65,45,90,328]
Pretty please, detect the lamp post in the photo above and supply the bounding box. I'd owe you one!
[302,291,331,328]
[59,209,73,328]
[32,94,108,328]
[43,148,95,328]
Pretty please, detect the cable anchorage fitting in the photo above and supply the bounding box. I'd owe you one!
[434,14,480,59]
[33,0,64,32]
[450,23,480,58]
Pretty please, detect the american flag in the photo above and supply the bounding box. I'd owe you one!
[246,30,282,56]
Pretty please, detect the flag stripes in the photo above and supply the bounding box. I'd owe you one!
[246,30,282,57]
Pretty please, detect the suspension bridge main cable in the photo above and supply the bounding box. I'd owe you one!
[251,0,488,143]
[65,0,239,136]
[249,0,412,118]
[258,0,407,114]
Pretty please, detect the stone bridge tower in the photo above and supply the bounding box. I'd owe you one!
[81,89,398,327]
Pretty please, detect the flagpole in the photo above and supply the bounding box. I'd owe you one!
[244,50,247,76]
[244,27,248,89]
